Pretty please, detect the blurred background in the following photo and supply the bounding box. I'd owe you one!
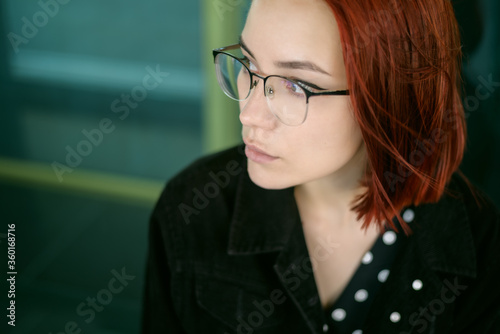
[0,0,498,333]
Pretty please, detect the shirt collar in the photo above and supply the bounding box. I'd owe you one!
[227,159,477,278]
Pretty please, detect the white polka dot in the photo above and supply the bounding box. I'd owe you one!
[323,324,329,332]
[354,289,369,302]
[412,279,423,291]
[378,269,390,283]
[402,209,415,223]
[390,312,401,323]
[382,231,397,245]
[361,251,373,264]
[332,308,346,321]
[352,330,363,334]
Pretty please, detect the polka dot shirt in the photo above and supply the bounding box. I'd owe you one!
[322,208,415,334]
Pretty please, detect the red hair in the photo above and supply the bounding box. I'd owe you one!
[326,0,466,234]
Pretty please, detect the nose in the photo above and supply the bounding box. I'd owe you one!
[239,78,278,129]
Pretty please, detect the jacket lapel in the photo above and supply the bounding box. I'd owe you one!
[228,168,326,333]
[273,222,327,334]
[226,168,299,255]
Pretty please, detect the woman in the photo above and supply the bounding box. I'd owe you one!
[142,0,500,333]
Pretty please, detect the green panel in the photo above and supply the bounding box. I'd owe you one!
[0,157,163,207]
[201,0,244,153]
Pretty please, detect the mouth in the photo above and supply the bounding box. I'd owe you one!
[243,140,279,164]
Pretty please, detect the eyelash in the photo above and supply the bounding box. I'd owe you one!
[240,56,325,92]
[292,79,317,92]
[241,56,258,72]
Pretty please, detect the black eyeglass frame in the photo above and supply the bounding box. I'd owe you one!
[212,43,350,104]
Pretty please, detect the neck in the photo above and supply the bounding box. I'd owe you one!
[294,143,368,229]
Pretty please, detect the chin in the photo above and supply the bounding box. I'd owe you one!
[247,161,292,190]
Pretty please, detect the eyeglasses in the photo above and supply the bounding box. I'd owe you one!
[212,44,349,126]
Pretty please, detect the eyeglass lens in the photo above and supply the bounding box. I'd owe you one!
[214,53,309,126]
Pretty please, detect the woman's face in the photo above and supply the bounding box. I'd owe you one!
[240,0,366,190]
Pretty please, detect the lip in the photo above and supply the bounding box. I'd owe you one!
[243,141,278,164]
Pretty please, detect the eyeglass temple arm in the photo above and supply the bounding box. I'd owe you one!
[213,44,241,53]
[313,90,350,96]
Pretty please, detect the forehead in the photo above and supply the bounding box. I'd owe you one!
[242,0,344,74]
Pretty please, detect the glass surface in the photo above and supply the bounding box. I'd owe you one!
[214,52,310,125]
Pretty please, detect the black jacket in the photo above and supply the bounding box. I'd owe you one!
[142,145,500,333]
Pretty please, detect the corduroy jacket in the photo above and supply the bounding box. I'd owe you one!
[142,144,500,334]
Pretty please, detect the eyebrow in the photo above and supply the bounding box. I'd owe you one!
[239,35,256,59]
[238,35,331,76]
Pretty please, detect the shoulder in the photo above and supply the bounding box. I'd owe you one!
[447,173,500,239]
[149,144,247,255]
[407,171,499,282]
[449,173,500,271]
[417,172,500,275]
[432,176,500,331]
[165,144,246,190]
[153,144,246,220]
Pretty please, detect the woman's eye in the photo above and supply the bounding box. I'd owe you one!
[241,56,257,72]
[283,80,305,96]
[286,81,301,93]
[246,59,257,72]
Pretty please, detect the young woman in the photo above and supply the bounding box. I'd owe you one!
[142,0,500,333]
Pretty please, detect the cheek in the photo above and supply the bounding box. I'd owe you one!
[297,100,361,149]
[287,103,363,171]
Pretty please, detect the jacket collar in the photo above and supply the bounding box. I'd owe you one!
[227,162,301,255]
[411,181,477,278]
[227,158,477,278]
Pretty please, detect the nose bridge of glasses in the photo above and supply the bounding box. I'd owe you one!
[251,72,271,97]
[242,73,276,119]
[251,78,259,90]
[242,71,261,98]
